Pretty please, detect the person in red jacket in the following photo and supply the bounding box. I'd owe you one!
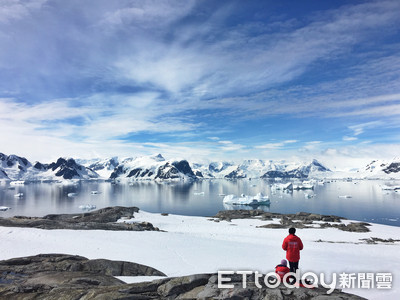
[282,227,303,273]
[275,259,290,282]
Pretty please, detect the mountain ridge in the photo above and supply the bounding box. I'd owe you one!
[1,152,400,181]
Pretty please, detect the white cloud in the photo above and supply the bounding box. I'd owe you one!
[0,94,201,160]
[255,143,285,150]
[100,0,195,29]
[343,136,358,141]
[108,0,400,99]
[348,121,384,136]
[0,1,400,164]
[0,0,48,24]
[255,140,298,150]
[284,140,298,144]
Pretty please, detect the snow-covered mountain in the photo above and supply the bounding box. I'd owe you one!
[191,159,331,179]
[34,158,99,180]
[0,153,31,180]
[357,157,400,179]
[192,161,244,179]
[85,157,119,179]
[4,151,400,182]
[0,153,98,181]
[108,154,196,181]
[261,159,331,179]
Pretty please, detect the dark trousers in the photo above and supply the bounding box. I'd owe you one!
[289,261,299,273]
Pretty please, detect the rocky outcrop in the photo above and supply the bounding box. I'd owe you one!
[212,210,371,232]
[172,160,195,177]
[261,170,294,179]
[0,254,167,299]
[0,259,365,299]
[0,153,30,169]
[0,206,159,231]
[0,254,165,278]
[155,160,196,180]
[110,164,126,179]
[360,158,400,178]
[225,169,247,179]
[0,153,31,179]
[261,160,330,179]
[0,169,8,179]
[88,157,119,172]
[0,153,99,181]
[383,162,400,174]
[45,157,98,179]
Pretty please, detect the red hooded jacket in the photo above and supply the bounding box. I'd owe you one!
[282,234,303,262]
[275,264,290,281]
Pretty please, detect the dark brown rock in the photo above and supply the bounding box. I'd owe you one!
[212,210,370,232]
[0,263,367,300]
[0,206,159,231]
[0,254,166,282]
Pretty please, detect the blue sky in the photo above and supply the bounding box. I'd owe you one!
[0,0,400,169]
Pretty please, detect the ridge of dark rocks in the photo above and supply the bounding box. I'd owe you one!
[0,206,159,231]
[0,255,366,299]
[212,210,371,232]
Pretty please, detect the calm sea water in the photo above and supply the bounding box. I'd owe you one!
[0,179,399,227]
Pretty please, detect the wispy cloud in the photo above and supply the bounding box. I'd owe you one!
[255,140,298,150]
[343,136,358,142]
[107,0,400,100]
[348,121,384,136]
[0,0,48,24]
[0,1,400,163]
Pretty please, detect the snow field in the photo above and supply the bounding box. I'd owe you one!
[0,211,399,299]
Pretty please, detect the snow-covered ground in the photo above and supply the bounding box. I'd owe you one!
[1,211,399,299]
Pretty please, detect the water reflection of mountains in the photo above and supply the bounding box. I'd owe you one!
[0,180,399,227]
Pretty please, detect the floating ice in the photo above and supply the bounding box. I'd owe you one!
[293,181,314,190]
[271,182,293,191]
[10,181,25,185]
[223,193,270,205]
[79,204,96,211]
[381,185,400,191]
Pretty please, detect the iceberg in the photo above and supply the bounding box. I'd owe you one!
[381,185,400,191]
[10,180,25,185]
[293,181,314,190]
[0,206,11,211]
[79,204,97,211]
[14,193,24,198]
[271,182,293,191]
[223,193,270,206]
